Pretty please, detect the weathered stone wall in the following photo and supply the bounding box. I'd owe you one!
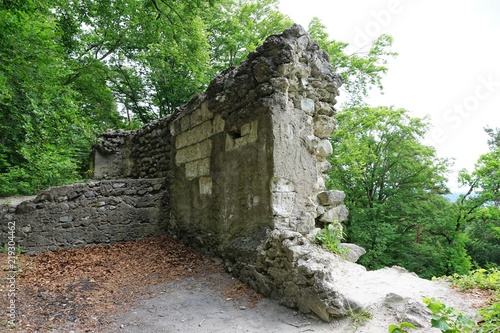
[0,178,167,254]
[163,25,354,320]
[168,90,275,252]
[92,117,172,179]
[0,25,359,322]
[167,25,345,249]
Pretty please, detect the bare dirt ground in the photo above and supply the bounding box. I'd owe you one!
[0,235,490,333]
[0,236,263,332]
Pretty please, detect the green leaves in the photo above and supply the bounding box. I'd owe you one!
[329,106,450,206]
[308,17,397,104]
[327,106,471,277]
[423,298,475,333]
[388,322,416,333]
[456,128,500,267]
[314,223,347,256]
[0,2,92,195]
[205,0,293,75]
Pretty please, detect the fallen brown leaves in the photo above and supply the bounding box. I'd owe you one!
[0,235,261,332]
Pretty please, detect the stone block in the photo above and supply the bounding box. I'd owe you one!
[185,158,211,180]
[175,140,212,165]
[270,77,289,92]
[191,103,213,128]
[317,161,332,174]
[248,120,258,142]
[319,205,349,223]
[213,114,225,133]
[301,98,315,114]
[199,176,212,195]
[313,115,337,139]
[315,139,332,158]
[185,161,199,180]
[338,243,366,263]
[197,158,211,177]
[59,215,73,222]
[180,115,191,132]
[175,120,214,149]
[241,122,252,136]
[317,190,346,206]
[225,134,235,151]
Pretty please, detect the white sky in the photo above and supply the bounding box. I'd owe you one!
[279,0,500,191]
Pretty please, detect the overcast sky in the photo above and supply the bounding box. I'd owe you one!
[279,0,500,191]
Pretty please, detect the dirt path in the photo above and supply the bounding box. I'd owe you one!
[100,273,337,333]
[98,269,485,333]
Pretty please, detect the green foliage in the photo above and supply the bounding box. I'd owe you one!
[387,322,416,333]
[308,17,397,104]
[314,223,347,256]
[423,298,475,333]
[347,307,373,330]
[438,269,500,332]
[478,301,500,333]
[0,1,96,196]
[458,128,500,268]
[327,105,468,277]
[0,147,82,196]
[0,244,21,254]
[465,206,500,268]
[390,296,500,333]
[446,268,500,291]
[56,0,213,122]
[205,0,293,75]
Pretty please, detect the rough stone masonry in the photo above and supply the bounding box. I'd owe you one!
[0,25,360,321]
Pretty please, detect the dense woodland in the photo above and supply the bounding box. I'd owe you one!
[1,0,499,278]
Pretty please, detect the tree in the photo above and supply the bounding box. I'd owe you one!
[0,0,93,195]
[55,0,291,122]
[327,106,470,277]
[307,17,397,104]
[54,0,214,122]
[204,0,293,76]
[458,128,500,267]
[0,0,294,196]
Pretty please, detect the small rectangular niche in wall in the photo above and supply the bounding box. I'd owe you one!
[225,120,258,151]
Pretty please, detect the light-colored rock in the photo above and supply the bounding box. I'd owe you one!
[339,243,366,263]
[313,115,337,139]
[319,205,349,223]
[318,190,346,206]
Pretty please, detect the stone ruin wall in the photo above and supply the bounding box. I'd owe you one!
[0,25,361,321]
[92,116,172,179]
[0,178,167,253]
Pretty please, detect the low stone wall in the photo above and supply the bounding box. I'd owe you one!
[0,178,167,254]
